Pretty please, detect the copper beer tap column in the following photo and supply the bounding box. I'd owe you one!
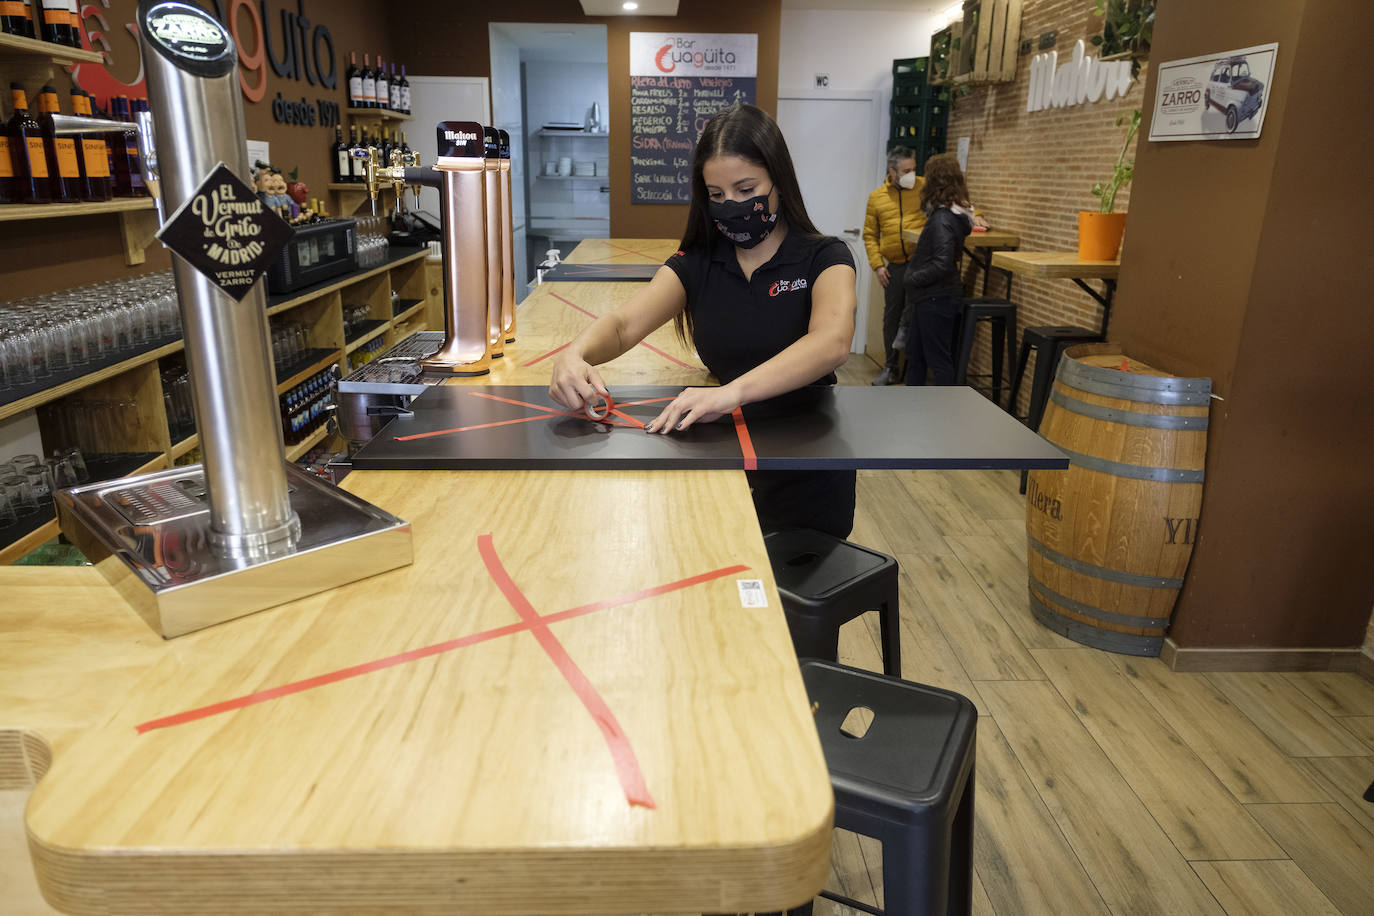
[356,121,493,376]
[482,127,505,360]
[499,129,517,344]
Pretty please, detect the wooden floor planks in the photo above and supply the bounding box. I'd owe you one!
[1247,803,1374,916]
[1208,673,1373,757]
[1191,860,1343,916]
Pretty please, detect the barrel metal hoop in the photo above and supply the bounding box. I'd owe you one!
[1027,533,1185,589]
[1029,590,1165,657]
[1056,355,1213,405]
[1028,577,1173,628]
[1060,446,1206,483]
[1049,389,1210,431]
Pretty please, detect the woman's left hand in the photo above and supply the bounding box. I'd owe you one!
[645,386,742,434]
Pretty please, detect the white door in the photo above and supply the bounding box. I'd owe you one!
[776,91,882,353]
[406,76,491,221]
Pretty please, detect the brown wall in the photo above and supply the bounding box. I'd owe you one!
[945,0,1145,412]
[1,0,405,300]
[1112,0,1374,648]
[399,0,781,239]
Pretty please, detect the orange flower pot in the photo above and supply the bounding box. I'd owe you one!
[1078,211,1127,261]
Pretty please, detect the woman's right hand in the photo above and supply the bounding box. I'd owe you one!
[549,350,609,411]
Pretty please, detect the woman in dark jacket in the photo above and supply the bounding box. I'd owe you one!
[902,153,974,385]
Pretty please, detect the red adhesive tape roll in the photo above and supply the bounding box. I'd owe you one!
[585,393,614,421]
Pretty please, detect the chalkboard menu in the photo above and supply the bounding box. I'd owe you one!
[628,32,758,205]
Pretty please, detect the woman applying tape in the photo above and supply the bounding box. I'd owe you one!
[549,103,859,538]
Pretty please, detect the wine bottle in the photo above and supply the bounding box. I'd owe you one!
[18,0,37,38]
[361,53,376,109]
[399,130,410,159]
[346,51,361,109]
[1,1,27,36]
[375,55,389,111]
[36,0,68,44]
[65,0,80,48]
[65,88,110,201]
[388,63,401,112]
[399,65,411,115]
[37,86,80,202]
[331,125,347,184]
[347,124,363,183]
[6,84,50,203]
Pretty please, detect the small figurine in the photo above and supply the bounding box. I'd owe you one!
[253,160,300,220]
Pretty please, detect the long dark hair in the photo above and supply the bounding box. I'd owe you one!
[919,153,971,212]
[675,103,822,343]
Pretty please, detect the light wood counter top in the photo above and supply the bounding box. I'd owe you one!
[1,252,832,914]
[562,238,680,264]
[990,249,1121,279]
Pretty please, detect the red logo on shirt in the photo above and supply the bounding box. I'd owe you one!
[769,278,808,296]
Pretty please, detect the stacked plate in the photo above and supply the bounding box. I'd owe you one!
[573,160,596,177]
[595,158,610,176]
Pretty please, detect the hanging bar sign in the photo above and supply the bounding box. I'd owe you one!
[156,161,294,301]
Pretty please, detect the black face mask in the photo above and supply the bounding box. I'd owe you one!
[708,190,778,249]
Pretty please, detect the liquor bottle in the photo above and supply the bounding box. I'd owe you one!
[65,0,81,48]
[0,120,14,203]
[379,127,392,164]
[36,86,80,201]
[7,84,50,203]
[36,0,68,44]
[399,65,410,115]
[108,96,142,197]
[399,130,410,158]
[346,51,362,109]
[331,125,347,184]
[347,124,363,183]
[2,2,27,36]
[71,90,111,200]
[361,53,376,109]
[375,55,389,111]
[388,63,401,112]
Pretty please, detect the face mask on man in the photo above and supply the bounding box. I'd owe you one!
[897,171,917,190]
[708,190,779,249]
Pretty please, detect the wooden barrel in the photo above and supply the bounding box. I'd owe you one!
[1025,344,1211,656]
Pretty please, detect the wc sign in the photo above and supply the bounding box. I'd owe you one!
[1026,39,1134,112]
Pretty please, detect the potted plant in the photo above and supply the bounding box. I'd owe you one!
[1092,0,1154,80]
[1079,108,1140,261]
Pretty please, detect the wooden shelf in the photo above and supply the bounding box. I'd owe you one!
[392,300,426,325]
[275,349,343,394]
[344,322,388,355]
[168,434,199,461]
[346,107,408,121]
[285,424,331,462]
[0,197,157,222]
[0,338,184,424]
[0,31,105,65]
[265,247,429,317]
[536,129,608,138]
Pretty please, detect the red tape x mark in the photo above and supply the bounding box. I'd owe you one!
[136,547,750,808]
[546,291,697,370]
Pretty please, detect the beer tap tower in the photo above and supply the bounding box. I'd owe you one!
[54,0,412,638]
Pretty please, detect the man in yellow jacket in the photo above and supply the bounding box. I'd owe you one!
[863,146,926,385]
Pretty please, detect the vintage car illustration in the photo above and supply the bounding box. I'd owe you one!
[1204,56,1265,132]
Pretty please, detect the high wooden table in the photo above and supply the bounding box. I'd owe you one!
[904,226,1021,295]
[990,250,1121,337]
[0,260,833,914]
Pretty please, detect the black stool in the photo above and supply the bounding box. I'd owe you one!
[1008,325,1102,430]
[802,659,977,916]
[953,298,1017,409]
[765,529,901,677]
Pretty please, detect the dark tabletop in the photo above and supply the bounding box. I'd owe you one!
[348,385,1068,471]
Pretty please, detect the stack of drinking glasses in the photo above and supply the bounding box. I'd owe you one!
[354,215,391,270]
[270,320,310,373]
[0,270,181,397]
[342,303,373,340]
[161,359,196,443]
[0,449,90,527]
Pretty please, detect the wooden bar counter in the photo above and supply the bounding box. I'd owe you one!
[0,255,833,914]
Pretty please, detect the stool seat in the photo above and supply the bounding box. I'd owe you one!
[765,529,901,677]
[954,297,1017,409]
[803,659,977,915]
[1009,325,1102,430]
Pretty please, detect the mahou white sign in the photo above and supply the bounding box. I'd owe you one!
[1026,39,1134,113]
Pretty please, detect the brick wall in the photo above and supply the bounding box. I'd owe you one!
[950,0,1146,411]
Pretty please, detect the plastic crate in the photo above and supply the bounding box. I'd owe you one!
[890,99,927,119]
[892,57,930,80]
[922,83,952,104]
[892,81,923,103]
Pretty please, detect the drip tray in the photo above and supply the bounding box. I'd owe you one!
[56,463,412,638]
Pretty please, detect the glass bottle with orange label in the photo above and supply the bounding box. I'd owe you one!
[6,83,50,204]
[36,85,80,202]
[2,1,29,37]
[70,89,111,201]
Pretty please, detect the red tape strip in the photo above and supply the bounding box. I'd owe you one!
[135,560,750,735]
[547,291,697,370]
[479,534,655,808]
[732,408,757,471]
[518,342,571,368]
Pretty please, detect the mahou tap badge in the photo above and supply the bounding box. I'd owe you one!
[157,162,294,302]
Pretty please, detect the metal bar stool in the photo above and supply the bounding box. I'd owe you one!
[953,298,1017,409]
[765,529,901,677]
[1007,326,1103,430]
[802,659,978,916]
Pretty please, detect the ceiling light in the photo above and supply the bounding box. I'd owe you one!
[623,1,639,8]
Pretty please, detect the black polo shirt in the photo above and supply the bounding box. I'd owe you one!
[665,230,854,415]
